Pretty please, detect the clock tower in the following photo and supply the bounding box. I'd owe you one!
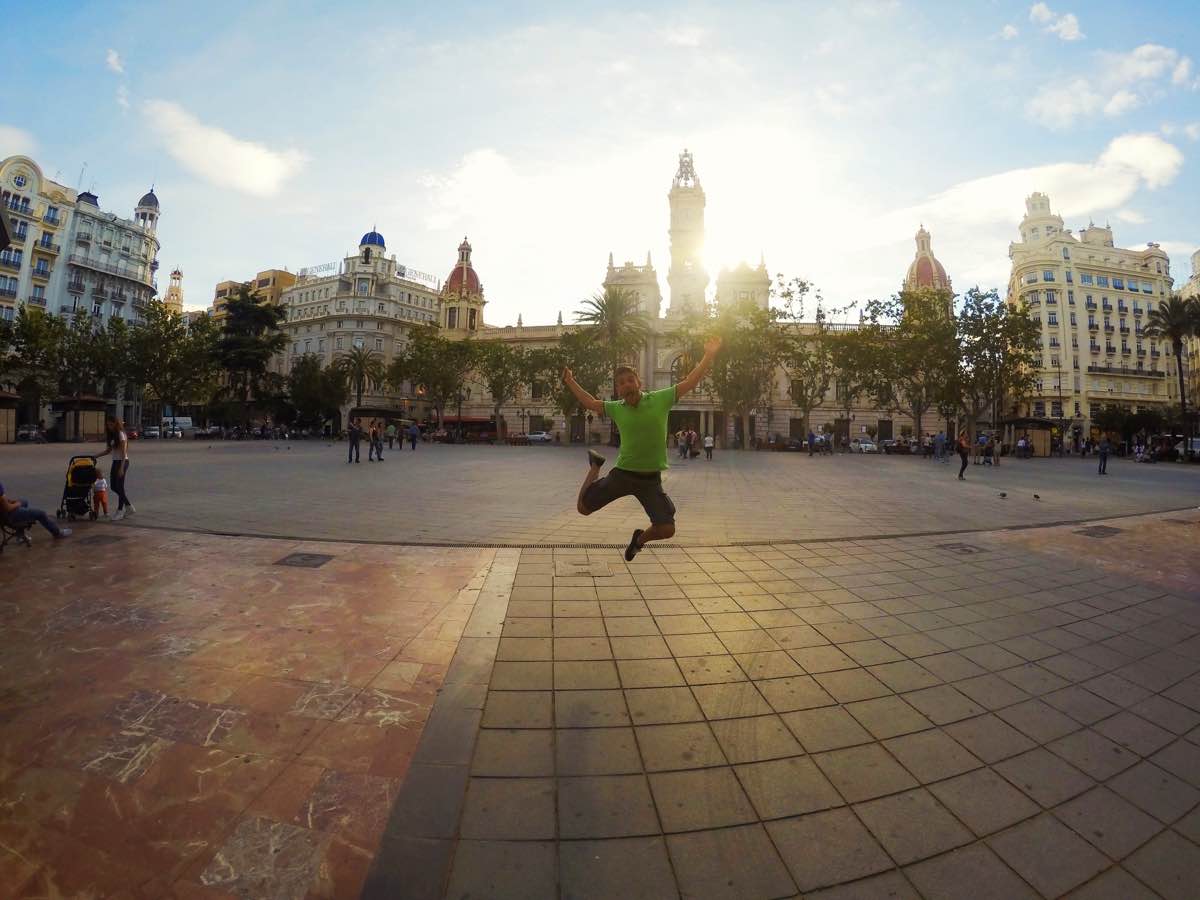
[666,149,709,318]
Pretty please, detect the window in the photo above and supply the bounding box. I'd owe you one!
[1074,401,1081,416]
[377,302,385,314]
[447,308,458,328]
[1045,290,1056,303]
[1027,291,1039,303]
[1142,280,1153,293]
[1062,247,1070,259]
[375,337,383,351]
[335,336,343,350]
[31,284,45,300]
[468,308,477,330]
[1048,315,1058,326]
[1024,272,1038,285]
[1051,400,1063,418]
[318,339,325,352]
[1097,275,1109,287]
[1065,270,1073,283]
[304,339,311,353]
[1068,291,1075,304]
[1069,312,1076,325]
[1043,270,1055,281]
[1034,400,1046,416]
[356,278,369,295]
[13,174,25,188]
[353,335,364,349]
[1080,273,1094,285]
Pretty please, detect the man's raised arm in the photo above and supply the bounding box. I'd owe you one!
[675,336,722,400]
[562,368,606,415]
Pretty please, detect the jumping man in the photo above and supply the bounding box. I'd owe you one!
[564,336,722,561]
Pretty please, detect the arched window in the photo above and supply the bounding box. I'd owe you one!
[363,248,371,263]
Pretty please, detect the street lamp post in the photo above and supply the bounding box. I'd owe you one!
[518,408,527,435]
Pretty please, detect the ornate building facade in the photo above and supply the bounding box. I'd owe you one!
[1006,192,1178,436]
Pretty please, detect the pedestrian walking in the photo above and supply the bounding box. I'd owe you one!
[565,336,721,561]
[96,416,134,520]
[408,423,419,450]
[348,418,362,463]
[1098,434,1111,475]
[386,421,396,450]
[92,472,109,518]
[374,421,385,461]
[807,430,816,457]
[703,433,714,460]
[956,430,969,480]
[934,430,946,463]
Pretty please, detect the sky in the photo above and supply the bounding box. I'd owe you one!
[4,0,1198,323]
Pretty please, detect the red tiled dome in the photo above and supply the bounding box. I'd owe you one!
[445,264,481,296]
[908,255,948,288]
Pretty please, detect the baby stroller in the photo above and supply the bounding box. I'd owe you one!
[56,455,99,521]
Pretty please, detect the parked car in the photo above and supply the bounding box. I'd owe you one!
[525,431,554,444]
[165,426,183,439]
[850,438,879,453]
[15,424,45,443]
[126,427,140,440]
[142,426,161,439]
[881,439,911,454]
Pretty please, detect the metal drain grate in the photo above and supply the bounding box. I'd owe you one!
[936,542,986,555]
[1074,525,1123,538]
[275,552,334,568]
[76,534,125,546]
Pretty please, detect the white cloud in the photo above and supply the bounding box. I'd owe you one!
[662,25,705,47]
[1186,123,1200,141]
[116,85,130,111]
[1027,44,1196,128]
[1103,90,1140,116]
[1000,24,1019,40]
[1114,209,1146,224]
[1029,4,1084,41]
[143,100,307,197]
[871,133,1184,291]
[105,49,124,74]
[0,125,36,159]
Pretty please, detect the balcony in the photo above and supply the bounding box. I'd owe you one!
[0,286,16,299]
[4,200,36,218]
[1133,306,1142,316]
[1085,301,1097,310]
[1026,298,1040,307]
[1088,322,1098,331]
[30,267,51,281]
[1089,345,1100,353]
[0,255,20,271]
[1137,348,1146,356]
[67,252,153,287]
[1102,304,1113,312]
[1103,325,1114,333]
[1117,304,1128,313]
[1151,350,1161,358]
[91,286,106,298]
[112,292,128,304]
[1087,364,1165,378]
[1119,326,1130,334]
[35,239,60,255]
[67,279,85,293]
[26,295,47,307]
[1105,345,1117,353]
[1049,341,1061,349]
[1121,346,1132,355]
[75,231,92,244]
[42,213,60,226]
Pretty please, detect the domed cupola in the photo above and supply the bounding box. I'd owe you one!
[359,230,386,250]
[904,225,952,293]
[445,236,482,298]
[441,236,486,334]
[135,187,160,233]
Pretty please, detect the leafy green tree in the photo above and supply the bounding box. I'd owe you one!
[288,355,348,427]
[671,296,784,448]
[473,341,532,435]
[859,287,959,442]
[1144,293,1200,441]
[9,306,65,419]
[393,325,476,429]
[58,311,102,437]
[215,285,287,427]
[130,301,220,427]
[773,277,834,436]
[92,316,132,400]
[575,285,652,442]
[955,287,1041,446]
[334,346,386,409]
[826,327,875,447]
[543,332,608,441]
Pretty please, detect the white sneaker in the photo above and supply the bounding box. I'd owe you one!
[112,510,125,521]
[124,504,136,515]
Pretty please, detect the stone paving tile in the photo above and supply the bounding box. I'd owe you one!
[648,767,758,832]
[854,787,974,864]
[1066,867,1162,900]
[812,743,918,802]
[557,774,660,839]
[766,807,893,893]
[1107,759,1200,823]
[988,814,1111,898]
[882,729,982,783]
[1053,786,1164,859]
[993,747,1096,807]
[1123,829,1200,900]
[782,706,873,752]
[634,722,727,772]
[459,777,556,839]
[928,767,1040,837]
[904,843,1039,900]
[444,840,557,900]
[559,836,678,900]
[666,824,797,900]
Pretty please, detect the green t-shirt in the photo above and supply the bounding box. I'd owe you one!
[604,386,676,472]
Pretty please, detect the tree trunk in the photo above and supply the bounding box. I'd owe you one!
[1175,342,1189,443]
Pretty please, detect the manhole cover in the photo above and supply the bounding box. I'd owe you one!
[1075,525,1123,538]
[76,534,125,546]
[936,542,986,555]
[275,552,334,568]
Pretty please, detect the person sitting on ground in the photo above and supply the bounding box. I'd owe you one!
[0,481,71,539]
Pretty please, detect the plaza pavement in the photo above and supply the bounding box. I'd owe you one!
[1,444,1199,898]
[2,439,1199,545]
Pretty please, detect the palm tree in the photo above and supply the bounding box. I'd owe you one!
[1144,294,1200,445]
[575,286,652,442]
[334,347,386,409]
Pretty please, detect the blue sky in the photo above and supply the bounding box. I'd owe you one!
[4,0,1198,322]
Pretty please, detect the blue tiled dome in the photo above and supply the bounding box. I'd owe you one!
[360,230,386,248]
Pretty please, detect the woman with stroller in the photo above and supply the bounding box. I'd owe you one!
[97,416,134,520]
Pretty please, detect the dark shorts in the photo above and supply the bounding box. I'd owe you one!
[582,468,676,526]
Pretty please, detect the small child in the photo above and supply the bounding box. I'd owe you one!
[93,472,109,518]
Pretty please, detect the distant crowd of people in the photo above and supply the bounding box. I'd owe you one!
[672,428,715,460]
[344,418,420,462]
